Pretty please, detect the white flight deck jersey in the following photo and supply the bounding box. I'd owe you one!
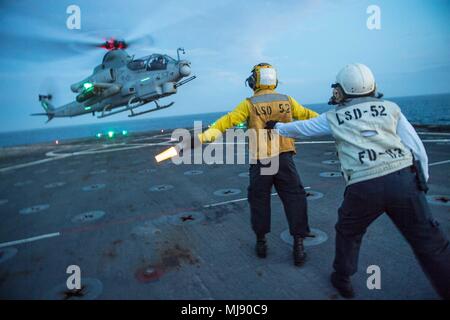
[326,98,413,185]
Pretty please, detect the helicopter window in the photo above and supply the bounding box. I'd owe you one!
[127,59,146,70]
[164,55,177,63]
[148,56,167,71]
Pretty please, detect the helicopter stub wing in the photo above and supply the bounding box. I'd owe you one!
[92,82,117,89]
[76,82,121,104]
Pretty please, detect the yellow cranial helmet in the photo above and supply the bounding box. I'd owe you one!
[246,63,278,90]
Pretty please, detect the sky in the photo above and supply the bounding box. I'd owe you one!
[0,0,449,132]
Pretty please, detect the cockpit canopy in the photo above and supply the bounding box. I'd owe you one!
[127,54,176,71]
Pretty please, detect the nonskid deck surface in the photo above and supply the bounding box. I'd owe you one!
[0,128,449,299]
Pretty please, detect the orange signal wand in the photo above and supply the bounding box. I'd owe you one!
[155,146,178,163]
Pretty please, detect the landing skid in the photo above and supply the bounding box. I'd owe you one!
[96,100,174,119]
[128,101,174,118]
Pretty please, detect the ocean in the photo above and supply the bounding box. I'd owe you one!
[0,93,449,148]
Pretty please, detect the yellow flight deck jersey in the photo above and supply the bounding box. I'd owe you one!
[199,89,319,159]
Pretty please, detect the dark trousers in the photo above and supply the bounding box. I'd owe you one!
[334,166,450,299]
[247,152,310,237]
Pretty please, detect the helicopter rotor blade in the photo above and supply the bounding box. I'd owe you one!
[0,9,157,63]
[127,34,155,48]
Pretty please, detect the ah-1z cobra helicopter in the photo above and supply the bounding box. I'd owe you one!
[33,38,196,122]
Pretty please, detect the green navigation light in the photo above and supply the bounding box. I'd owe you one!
[84,106,92,111]
[96,133,102,138]
[122,130,128,136]
[107,131,114,138]
[83,82,93,90]
[235,122,247,129]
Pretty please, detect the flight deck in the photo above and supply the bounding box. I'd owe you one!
[0,128,449,299]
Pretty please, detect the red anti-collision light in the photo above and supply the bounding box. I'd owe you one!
[100,38,128,51]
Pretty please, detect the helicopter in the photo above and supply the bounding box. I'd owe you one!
[33,38,196,122]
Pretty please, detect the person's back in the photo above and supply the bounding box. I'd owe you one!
[200,64,317,160]
[272,63,450,299]
[192,63,319,265]
[246,89,295,159]
[326,96,413,185]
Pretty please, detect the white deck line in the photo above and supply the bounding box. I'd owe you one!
[203,187,311,208]
[0,232,61,248]
[417,132,450,136]
[1,138,449,173]
[0,188,315,248]
[429,160,450,167]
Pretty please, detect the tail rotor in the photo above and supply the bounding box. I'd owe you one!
[32,93,55,123]
[32,78,58,122]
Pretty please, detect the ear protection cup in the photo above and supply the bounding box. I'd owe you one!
[333,86,345,101]
[245,73,256,90]
[328,83,346,105]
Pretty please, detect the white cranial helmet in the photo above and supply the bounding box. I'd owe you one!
[336,63,376,96]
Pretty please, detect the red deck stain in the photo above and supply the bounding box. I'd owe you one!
[135,265,165,283]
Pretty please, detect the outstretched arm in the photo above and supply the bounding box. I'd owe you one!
[199,99,249,143]
[274,113,332,138]
[289,97,319,120]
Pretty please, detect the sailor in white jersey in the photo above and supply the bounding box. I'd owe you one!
[266,63,450,299]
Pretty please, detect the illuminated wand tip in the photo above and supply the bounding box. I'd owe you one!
[155,146,178,163]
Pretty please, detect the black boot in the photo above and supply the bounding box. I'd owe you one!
[255,235,267,258]
[293,235,306,266]
[330,272,355,299]
[304,231,316,238]
[304,227,316,238]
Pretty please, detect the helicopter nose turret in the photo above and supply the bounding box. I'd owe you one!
[179,63,191,77]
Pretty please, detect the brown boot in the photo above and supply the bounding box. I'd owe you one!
[293,235,306,266]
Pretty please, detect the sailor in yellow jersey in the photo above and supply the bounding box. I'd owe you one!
[191,63,319,266]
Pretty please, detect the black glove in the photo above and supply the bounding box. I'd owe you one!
[264,120,278,130]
